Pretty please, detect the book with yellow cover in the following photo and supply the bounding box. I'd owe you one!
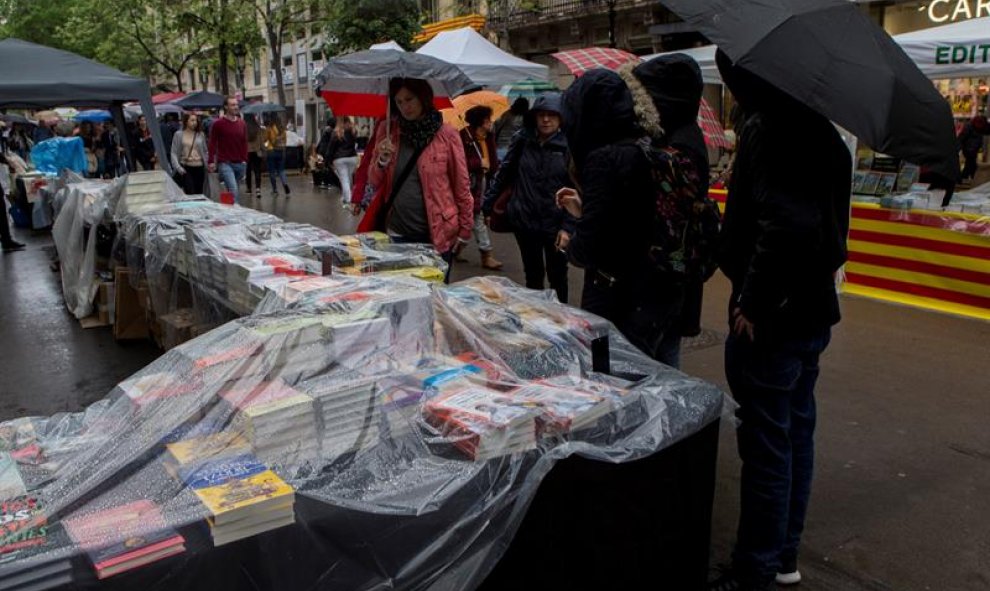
[193,470,294,526]
[164,432,251,478]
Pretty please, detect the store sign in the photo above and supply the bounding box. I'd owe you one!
[925,0,990,23]
[935,44,990,65]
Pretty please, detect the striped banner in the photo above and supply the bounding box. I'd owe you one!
[708,190,990,321]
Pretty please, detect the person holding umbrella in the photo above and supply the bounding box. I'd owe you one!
[707,50,851,591]
[358,78,474,280]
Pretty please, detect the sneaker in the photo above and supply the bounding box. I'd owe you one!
[708,567,774,591]
[255,189,262,198]
[283,185,291,197]
[1,241,25,252]
[775,558,801,586]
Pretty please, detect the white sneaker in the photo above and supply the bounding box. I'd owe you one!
[775,570,801,586]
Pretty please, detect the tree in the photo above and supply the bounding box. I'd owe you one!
[322,0,421,56]
[236,0,332,106]
[179,0,263,96]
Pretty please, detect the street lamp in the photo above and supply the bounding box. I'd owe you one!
[233,45,247,91]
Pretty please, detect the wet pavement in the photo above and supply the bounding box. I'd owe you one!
[0,173,987,590]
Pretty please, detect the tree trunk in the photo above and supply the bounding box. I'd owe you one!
[220,41,230,96]
[175,73,185,93]
[271,28,287,106]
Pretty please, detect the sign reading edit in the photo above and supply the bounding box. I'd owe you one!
[935,44,990,65]
[925,0,990,23]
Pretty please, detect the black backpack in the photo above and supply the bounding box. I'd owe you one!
[634,137,721,281]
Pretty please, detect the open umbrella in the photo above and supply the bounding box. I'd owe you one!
[34,110,60,122]
[242,102,286,116]
[173,90,226,110]
[498,78,558,103]
[74,109,113,122]
[315,49,475,119]
[155,103,185,116]
[441,91,510,130]
[659,0,959,180]
[552,47,639,77]
[0,113,33,125]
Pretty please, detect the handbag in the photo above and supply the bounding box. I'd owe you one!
[488,186,514,233]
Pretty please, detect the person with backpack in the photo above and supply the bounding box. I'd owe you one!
[556,69,711,366]
[483,93,572,302]
[707,50,851,591]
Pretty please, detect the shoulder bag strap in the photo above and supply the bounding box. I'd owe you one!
[377,142,429,228]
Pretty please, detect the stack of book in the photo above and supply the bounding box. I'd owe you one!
[423,385,538,461]
[507,381,614,436]
[114,371,205,416]
[221,380,319,466]
[184,455,295,547]
[117,171,173,218]
[64,500,185,580]
[164,431,252,480]
[296,374,383,458]
[0,495,75,590]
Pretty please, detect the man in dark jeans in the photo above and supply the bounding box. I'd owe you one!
[0,154,24,252]
[710,51,851,591]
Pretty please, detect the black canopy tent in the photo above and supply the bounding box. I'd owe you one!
[0,38,170,173]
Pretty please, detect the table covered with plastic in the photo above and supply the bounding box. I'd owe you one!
[0,273,727,590]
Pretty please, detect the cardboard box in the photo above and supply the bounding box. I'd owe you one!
[114,267,149,341]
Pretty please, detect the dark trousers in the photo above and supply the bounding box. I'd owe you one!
[514,231,569,304]
[247,151,263,192]
[181,165,205,195]
[725,327,831,587]
[581,271,684,368]
[0,184,13,245]
[961,150,978,180]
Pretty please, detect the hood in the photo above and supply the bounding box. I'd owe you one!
[633,54,703,131]
[531,92,562,116]
[715,49,815,119]
[561,69,641,167]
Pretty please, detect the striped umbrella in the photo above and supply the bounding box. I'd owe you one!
[498,78,558,103]
[698,98,731,149]
[552,47,639,77]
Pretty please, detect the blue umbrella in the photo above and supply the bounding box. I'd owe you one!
[74,109,113,122]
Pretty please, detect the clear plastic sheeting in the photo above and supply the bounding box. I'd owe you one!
[0,274,728,591]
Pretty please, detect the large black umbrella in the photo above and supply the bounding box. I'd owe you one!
[242,102,286,116]
[173,90,226,110]
[660,0,959,181]
[315,49,475,119]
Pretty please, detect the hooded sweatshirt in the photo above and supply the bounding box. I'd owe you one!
[716,49,850,336]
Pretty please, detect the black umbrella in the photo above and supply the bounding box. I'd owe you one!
[0,112,33,125]
[660,0,959,181]
[242,102,286,115]
[173,90,226,110]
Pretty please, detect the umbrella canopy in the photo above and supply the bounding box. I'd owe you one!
[552,47,640,77]
[33,110,60,122]
[416,27,550,88]
[173,90,226,110]
[660,0,959,180]
[0,113,34,125]
[155,103,185,115]
[74,109,113,122]
[242,102,287,115]
[698,98,731,149]
[152,91,186,105]
[315,49,475,118]
[441,91,510,130]
[498,78,559,104]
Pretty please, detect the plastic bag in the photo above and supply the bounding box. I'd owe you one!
[205,172,221,202]
[28,137,88,175]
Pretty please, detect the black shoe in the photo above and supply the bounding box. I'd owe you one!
[283,185,291,198]
[1,241,25,252]
[708,567,773,591]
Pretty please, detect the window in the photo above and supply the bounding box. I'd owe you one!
[283,56,293,67]
[253,58,261,87]
[297,52,308,81]
[311,50,323,62]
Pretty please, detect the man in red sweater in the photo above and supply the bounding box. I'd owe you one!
[208,96,249,204]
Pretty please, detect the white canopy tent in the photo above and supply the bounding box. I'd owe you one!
[416,27,549,88]
[895,17,990,79]
[370,40,406,52]
[645,17,990,84]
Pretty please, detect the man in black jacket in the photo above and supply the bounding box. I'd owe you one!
[0,153,25,252]
[709,50,851,591]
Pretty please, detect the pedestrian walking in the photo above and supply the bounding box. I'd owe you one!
[207,97,248,204]
[493,97,528,161]
[707,49,851,591]
[0,153,24,253]
[357,78,474,282]
[484,93,571,302]
[315,117,338,189]
[245,114,264,198]
[170,113,208,195]
[459,106,503,270]
[131,115,156,170]
[327,116,358,208]
[959,115,988,183]
[264,116,291,199]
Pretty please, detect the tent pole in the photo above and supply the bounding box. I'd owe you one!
[139,92,172,174]
[110,102,134,175]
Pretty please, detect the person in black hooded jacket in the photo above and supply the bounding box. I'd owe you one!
[483,93,573,303]
[556,69,687,364]
[708,50,851,591]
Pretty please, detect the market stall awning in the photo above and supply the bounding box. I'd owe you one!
[412,14,485,45]
[417,27,549,87]
[152,92,186,104]
[895,17,990,80]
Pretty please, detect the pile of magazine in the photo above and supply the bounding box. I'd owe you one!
[0,274,727,589]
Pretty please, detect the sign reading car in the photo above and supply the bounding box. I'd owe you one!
[926,0,990,23]
[935,44,990,64]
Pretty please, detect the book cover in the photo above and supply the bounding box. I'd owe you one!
[165,431,251,471]
[0,497,48,555]
[193,470,294,524]
[425,387,536,430]
[509,383,610,434]
[181,454,267,490]
[117,372,202,410]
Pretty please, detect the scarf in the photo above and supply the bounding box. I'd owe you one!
[473,128,490,171]
[399,110,442,150]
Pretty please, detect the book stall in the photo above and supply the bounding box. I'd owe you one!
[0,273,727,590]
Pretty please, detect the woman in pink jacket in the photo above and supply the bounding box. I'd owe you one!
[357,78,474,281]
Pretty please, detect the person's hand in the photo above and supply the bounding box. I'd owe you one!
[208,163,217,173]
[555,187,583,218]
[350,203,362,216]
[376,138,394,167]
[484,215,492,228]
[555,230,571,252]
[732,307,755,341]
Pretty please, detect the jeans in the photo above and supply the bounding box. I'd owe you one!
[217,162,246,204]
[246,151,263,193]
[333,156,359,205]
[267,150,289,194]
[514,231,568,303]
[961,150,978,180]
[726,327,831,587]
[471,212,493,252]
